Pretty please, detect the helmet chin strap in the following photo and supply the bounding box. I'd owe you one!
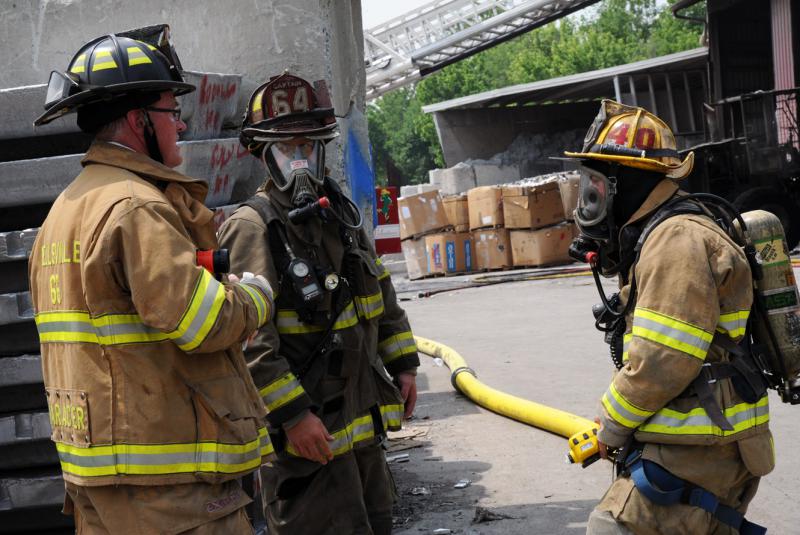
[141,110,164,164]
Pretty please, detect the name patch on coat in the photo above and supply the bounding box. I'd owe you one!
[46,388,91,446]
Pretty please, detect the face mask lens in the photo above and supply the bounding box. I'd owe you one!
[576,168,608,226]
[267,140,322,191]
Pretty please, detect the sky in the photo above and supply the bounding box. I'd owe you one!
[361,0,434,29]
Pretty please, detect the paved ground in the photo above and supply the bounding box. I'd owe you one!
[386,267,800,534]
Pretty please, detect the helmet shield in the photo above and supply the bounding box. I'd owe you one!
[575,166,611,228]
[265,140,325,192]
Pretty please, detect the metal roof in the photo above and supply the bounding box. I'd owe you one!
[422,47,709,113]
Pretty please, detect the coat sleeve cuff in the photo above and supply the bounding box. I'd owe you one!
[385,353,420,376]
[597,404,635,449]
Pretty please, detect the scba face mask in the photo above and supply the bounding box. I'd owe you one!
[264,139,326,207]
[575,165,616,243]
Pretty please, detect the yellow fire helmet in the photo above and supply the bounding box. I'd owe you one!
[564,99,694,180]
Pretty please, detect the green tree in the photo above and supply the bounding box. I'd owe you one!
[368,0,705,184]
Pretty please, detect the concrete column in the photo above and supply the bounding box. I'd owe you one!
[771,0,796,145]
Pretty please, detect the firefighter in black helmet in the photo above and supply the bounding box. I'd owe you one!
[30,25,275,533]
[219,73,419,535]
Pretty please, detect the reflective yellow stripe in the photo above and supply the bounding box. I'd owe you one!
[601,382,654,429]
[171,270,227,351]
[622,332,633,363]
[57,427,272,477]
[633,308,713,360]
[375,258,390,280]
[92,49,118,71]
[285,404,403,458]
[36,270,227,351]
[276,302,358,335]
[717,309,750,339]
[239,283,268,327]
[378,331,417,364]
[252,89,264,112]
[70,53,87,73]
[35,311,170,345]
[355,292,384,320]
[639,396,769,436]
[259,373,304,411]
[126,46,152,66]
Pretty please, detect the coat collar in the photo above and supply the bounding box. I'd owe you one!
[81,141,209,203]
[621,178,680,230]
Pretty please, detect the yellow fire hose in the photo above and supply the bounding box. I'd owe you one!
[414,336,594,438]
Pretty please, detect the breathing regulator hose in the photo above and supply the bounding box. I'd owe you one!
[414,336,594,438]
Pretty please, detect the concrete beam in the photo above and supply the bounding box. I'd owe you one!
[0,292,33,326]
[0,354,46,414]
[0,230,38,262]
[0,139,265,210]
[1,71,244,142]
[0,411,57,470]
[0,470,64,511]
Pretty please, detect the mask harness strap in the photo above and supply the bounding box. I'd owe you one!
[141,110,164,164]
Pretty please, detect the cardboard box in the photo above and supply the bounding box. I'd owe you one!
[472,228,512,270]
[510,223,577,267]
[468,186,503,230]
[398,190,449,239]
[442,195,469,232]
[401,238,430,280]
[502,182,565,230]
[558,172,580,221]
[425,232,474,275]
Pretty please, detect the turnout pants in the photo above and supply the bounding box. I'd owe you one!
[262,442,396,535]
[587,475,760,535]
[65,480,253,534]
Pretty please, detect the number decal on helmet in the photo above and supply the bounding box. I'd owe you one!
[293,87,309,112]
[271,89,291,116]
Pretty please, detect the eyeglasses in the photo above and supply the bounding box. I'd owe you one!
[145,107,182,121]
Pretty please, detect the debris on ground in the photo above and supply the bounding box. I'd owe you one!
[411,487,431,496]
[472,506,515,524]
[431,529,452,534]
[386,424,431,452]
[387,453,410,464]
[453,479,471,489]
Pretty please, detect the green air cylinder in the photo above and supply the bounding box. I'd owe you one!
[742,210,800,383]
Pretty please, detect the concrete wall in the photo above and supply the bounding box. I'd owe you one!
[0,0,374,228]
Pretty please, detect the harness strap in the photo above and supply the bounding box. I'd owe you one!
[630,458,767,535]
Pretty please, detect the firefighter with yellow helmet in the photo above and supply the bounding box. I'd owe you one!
[218,73,419,534]
[564,100,773,534]
[30,25,275,532]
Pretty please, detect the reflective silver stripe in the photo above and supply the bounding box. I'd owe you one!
[381,406,403,427]
[261,376,303,410]
[173,276,223,348]
[379,332,417,362]
[96,322,162,338]
[276,302,358,334]
[36,320,95,335]
[355,293,384,319]
[634,315,712,356]
[640,398,769,434]
[601,387,653,428]
[58,448,261,468]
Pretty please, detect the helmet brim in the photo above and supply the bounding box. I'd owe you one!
[34,80,195,126]
[562,150,694,180]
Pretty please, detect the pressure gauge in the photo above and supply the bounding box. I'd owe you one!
[291,262,310,278]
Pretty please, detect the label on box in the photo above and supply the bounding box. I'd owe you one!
[465,241,472,271]
[445,241,456,271]
[482,215,492,225]
[401,206,411,219]
[431,243,442,268]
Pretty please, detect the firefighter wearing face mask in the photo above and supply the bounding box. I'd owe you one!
[564,100,773,535]
[218,73,419,535]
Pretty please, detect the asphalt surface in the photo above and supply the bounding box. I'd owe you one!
[387,267,800,534]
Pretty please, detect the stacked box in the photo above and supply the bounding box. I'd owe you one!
[398,190,450,240]
[510,223,577,267]
[473,228,512,270]
[502,182,565,230]
[467,186,503,230]
[558,172,580,221]
[401,238,429,280]
[442,195,469,232]
[425,232,474,275]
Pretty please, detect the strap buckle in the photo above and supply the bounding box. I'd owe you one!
[701,362,717,384]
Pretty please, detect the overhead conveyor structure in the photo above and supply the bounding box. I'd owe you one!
[364,0,603,100]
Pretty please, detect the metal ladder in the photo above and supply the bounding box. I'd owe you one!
[364,0,602,100]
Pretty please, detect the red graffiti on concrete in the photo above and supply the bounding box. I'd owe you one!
[199,75,237,105]
[213,174,230,195]
[210,143,234,170]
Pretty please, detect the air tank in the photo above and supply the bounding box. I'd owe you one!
[742,210,800,402]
